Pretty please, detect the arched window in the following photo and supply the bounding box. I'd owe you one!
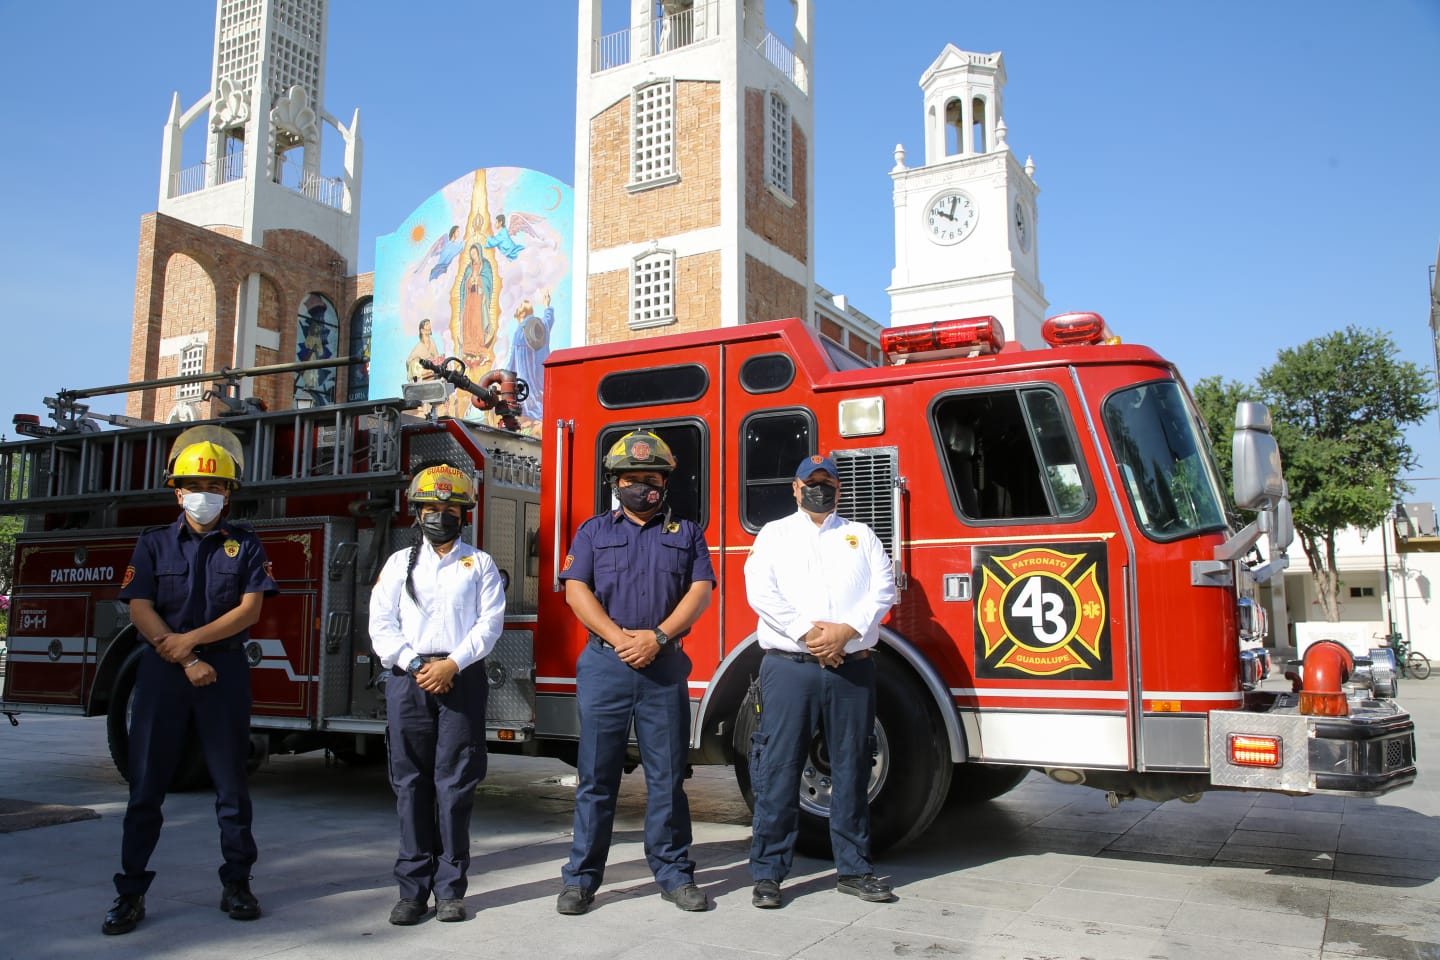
[347,297,373,402]
[972,96,987,153]
[295,292,339,407]
[945,98,963,155]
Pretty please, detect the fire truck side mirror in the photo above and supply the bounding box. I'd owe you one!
[1231,402,1284,511]
[1273,494,1294,552]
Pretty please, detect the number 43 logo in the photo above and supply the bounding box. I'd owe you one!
[973,543,1111,679]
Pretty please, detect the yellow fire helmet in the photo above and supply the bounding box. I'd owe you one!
[603,429,676,475]
[408,463,476,509]
[165,426,244,488]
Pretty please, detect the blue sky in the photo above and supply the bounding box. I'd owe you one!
[1,1,1438,499]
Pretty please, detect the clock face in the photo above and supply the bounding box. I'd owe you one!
[925,190,978,245]
[1014,200,1030,251]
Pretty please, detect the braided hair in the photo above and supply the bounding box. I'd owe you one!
[403,541,422,605]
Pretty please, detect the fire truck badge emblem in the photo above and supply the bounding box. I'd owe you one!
[224,539,240,558]
[973,543,1111,679]
[845,534,858,549]
[562,554,574,572]
[122,565,134,588]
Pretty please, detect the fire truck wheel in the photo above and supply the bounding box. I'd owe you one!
[946,762,1031,805]
[105,648,212,792]
[731,656,952,857]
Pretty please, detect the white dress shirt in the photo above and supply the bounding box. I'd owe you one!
[745,508,897,654]
[368,539,507,671]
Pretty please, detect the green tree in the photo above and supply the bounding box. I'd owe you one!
[1191,375,1258,494]
[1257,326,1435,621]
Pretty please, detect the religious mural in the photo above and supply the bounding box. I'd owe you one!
[371,167,573,435]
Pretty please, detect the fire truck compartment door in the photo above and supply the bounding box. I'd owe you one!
[4,595,91,707]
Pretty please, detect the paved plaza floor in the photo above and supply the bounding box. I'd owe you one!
[1,675,1437,959]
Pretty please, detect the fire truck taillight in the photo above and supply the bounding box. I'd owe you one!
[1228,734,1282,767]
[1041,312,1120,347]
[880,316,1004,363]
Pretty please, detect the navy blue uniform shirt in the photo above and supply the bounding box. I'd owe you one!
[119,516,278,638]
[560,509,715,637]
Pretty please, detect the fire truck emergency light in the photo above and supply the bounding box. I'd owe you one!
[1227,733,1282,768]
[881,316,1004,363]
[1041,312,1119,347]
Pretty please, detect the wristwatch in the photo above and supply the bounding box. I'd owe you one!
[406,655,426,676]
[653,627,672,649]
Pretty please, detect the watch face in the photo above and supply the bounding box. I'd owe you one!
[1014,200,1029,251]
[925,189,978,245]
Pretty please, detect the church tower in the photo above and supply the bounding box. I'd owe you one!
[130,0,367,421]
[573,0,814,343]
[888,46,1046,346]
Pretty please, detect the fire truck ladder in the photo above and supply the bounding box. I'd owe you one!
[0,359,410,513]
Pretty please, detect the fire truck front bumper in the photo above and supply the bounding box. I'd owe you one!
[1208,695,1417,797]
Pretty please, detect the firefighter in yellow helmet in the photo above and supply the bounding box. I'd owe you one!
[368,462,506,925]
[555,429,715,915]
[106,427,277,935]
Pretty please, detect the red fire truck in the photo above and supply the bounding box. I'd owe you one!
[0,314,1417,853]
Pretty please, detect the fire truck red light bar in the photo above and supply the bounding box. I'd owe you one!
[1228,734,1282,767]
[880,316,1004,358]
[1042,312,1110,346]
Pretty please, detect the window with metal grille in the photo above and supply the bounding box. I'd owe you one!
[176,343,206,400]
[631,250,676,328]
[766,91,791,196]
[632,80,676,185]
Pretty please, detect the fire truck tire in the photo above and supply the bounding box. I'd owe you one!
[105,648,211,792]
[946,762,1031,805]
[731,656,952,857]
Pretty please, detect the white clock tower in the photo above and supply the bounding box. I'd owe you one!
[888,45,1046,346]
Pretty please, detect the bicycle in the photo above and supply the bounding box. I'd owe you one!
[1382,633,1432,680]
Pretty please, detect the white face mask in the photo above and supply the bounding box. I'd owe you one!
[181,492,226,526]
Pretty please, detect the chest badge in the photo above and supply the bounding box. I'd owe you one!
[845,534,858,549]
[666,522,680,534]
[223,539,240,559]
[461,555,475,569]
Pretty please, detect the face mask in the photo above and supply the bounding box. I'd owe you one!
[616,481,664,514]
[181,492,226,526]
[800,482,838,514]
[419,511,463,544]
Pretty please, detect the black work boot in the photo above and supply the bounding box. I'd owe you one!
[102,894,145,935]
[220,878,261,920]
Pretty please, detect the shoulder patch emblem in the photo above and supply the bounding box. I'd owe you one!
[121,565,135,588]
[562,554,574,572]
[224,539,240,558]
[263,560,275,579]
[845,534,859,549]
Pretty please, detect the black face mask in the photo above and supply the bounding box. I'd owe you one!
[419,511,463,544]
[616,481,665,514]
[800,481,838,514]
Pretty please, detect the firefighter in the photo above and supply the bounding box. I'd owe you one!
[743,454,898,909]
[104,427,278,935]
[555,429,715,915]
[368,462,506,925]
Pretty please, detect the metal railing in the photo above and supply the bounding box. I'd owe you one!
[592,0,718,72]
[169,150,245,198]
[757,31,806,93]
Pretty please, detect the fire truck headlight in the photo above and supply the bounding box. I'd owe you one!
[839,397,885,438]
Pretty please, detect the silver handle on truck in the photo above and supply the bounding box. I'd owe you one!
[552,419,573,592]
[893,474,909,590]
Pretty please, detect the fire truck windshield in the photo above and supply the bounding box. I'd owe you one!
[1102,380,1227,541]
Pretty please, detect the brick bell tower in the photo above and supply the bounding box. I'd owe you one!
[573,0,814,344]
[130,0,366,422]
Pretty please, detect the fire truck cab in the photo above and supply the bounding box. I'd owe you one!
[0,313,1417,854]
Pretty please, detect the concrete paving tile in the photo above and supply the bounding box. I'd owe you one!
[1323,882,1440,930]
[1338,825,1440,861]
[1140,931,1323,960]
[1331,870,1440,901]
[989,913,1163,960]
[790,923,981,960]
[1100,835,1225,862]
[963,852,1086,886]
[1058,863,1198,900]
[1334,852,1440,882]
[1024,886,1180,931]
[854,896,1020,942]
[1166,900,1326,950]
[1215,841,1339,872]
[1322,918,1440,960]
[1227,826,1343,851]
[892,873,1050,912]
[1184,872,1330,918]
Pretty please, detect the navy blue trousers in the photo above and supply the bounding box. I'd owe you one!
[384,661,489,902]
[562,641,695,893]
[116,645,255,896]
[749,653,877,881]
